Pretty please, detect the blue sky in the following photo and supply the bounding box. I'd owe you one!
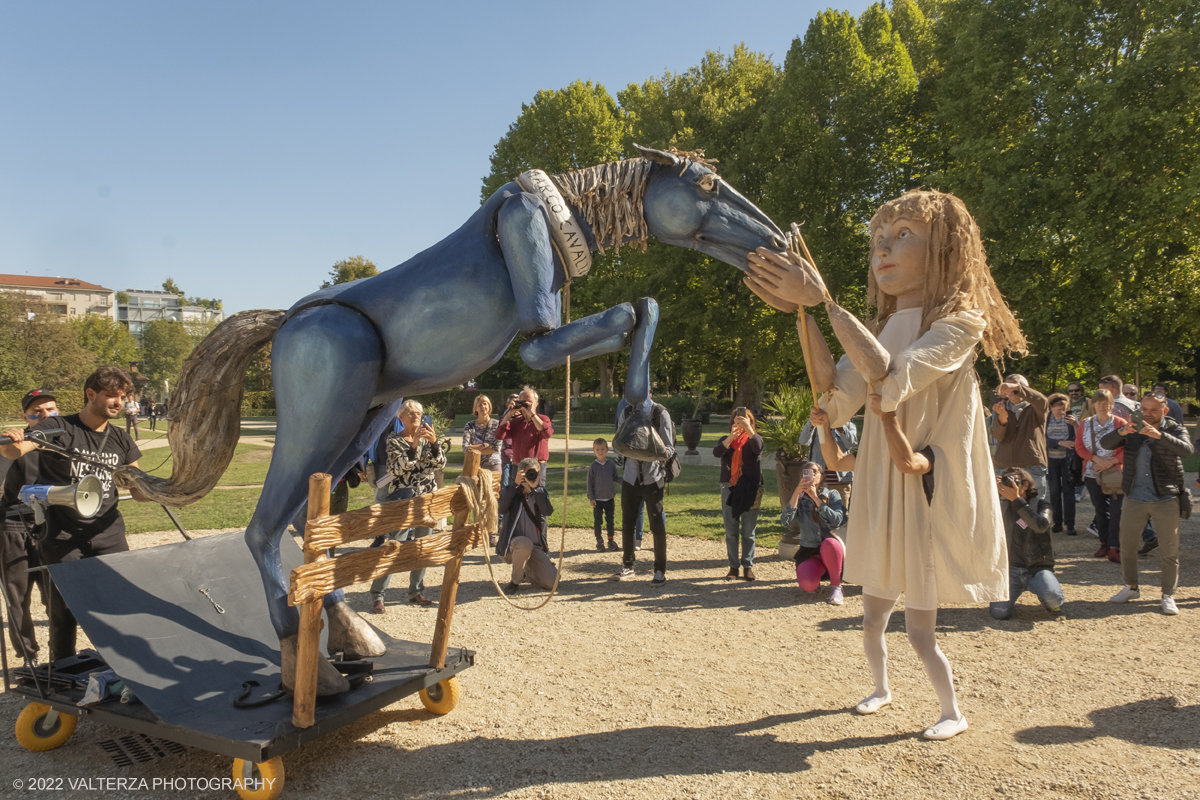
[1,1,871,313]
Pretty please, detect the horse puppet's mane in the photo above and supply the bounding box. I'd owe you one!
[550,159,653,255]
[548,149,719,256]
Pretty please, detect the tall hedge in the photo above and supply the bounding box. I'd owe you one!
[0,390,85,421]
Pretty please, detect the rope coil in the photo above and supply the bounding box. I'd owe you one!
[461,274,571,613]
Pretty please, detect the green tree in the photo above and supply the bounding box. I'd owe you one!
[244,342,273,391]
[620,45,786,406]
[161,278,184,299]
[482,80,630,200]
[321,256,378,288]
[0,292,96,391]
[70,315,141,367]
[141,319,195,394]
[934,0,1200,379]
[755,5,920,302]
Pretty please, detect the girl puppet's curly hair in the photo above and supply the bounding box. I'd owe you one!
[867,189,1027,370]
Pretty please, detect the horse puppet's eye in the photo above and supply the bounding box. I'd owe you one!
[696,173,719,194]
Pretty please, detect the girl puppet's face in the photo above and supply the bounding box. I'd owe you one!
[871,216,930,303]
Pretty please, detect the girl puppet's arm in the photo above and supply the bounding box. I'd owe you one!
[869,394,931,475]
[808,408,856,472]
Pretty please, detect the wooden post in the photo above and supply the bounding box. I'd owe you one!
[790,223,833,445]
[293,473,331,728]
[429,450,480,669]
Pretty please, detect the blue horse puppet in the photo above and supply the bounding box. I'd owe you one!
[117,145,786,693]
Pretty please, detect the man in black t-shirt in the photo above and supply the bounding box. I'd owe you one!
[1,367,149,661]
[0,390,60,664]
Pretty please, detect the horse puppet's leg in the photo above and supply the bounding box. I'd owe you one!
[245,305,387,694]
[498,193,563,334]
[520,297,659,408]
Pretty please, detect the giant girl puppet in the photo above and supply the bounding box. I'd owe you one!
[745,189,1028,740]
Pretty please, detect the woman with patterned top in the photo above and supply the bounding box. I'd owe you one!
[462,394,502,544]
[369,399,447,612]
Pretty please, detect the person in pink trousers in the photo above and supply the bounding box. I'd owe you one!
[781,461,847,604]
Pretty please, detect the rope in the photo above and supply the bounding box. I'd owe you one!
[464,263,572,612]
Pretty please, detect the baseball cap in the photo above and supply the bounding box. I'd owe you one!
[21,389,57,411]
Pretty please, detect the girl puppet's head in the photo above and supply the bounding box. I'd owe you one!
[867,189,1027,367]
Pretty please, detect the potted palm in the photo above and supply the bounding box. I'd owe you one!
[757,385,815,560]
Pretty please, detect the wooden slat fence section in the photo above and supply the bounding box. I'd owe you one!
[301,471,498,554]
[289,523,484,605]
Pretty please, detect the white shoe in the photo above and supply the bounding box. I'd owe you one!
[855,693,891,715]
[1109,585,1140,603]
[923,715,969,740]
[1162,595,1179,616]
[1086,523,1099,537]
[611,567,635,581]
[828,586,844,605]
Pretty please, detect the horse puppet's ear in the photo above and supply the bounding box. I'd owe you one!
[633,144,678,167]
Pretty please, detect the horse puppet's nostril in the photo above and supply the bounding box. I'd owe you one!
[771,235,787,250]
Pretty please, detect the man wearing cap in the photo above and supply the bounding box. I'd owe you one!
[1,367,150,661]
[0,390,59,664]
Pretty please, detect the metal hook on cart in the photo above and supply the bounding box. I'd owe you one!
[198,588,225,614]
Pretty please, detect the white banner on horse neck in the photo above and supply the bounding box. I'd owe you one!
[517,169,593,278]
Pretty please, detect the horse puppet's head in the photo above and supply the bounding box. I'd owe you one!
[635,144,786,269]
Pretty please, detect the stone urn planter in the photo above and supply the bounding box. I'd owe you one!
[681,418,704,455]
[775,454,807,560]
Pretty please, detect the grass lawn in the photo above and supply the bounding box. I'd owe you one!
[121,425,789,545]
[135,442,277,486]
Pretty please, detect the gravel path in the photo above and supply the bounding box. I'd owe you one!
[2,513,1198,799]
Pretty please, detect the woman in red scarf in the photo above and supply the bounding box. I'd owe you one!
[713,409,764,580]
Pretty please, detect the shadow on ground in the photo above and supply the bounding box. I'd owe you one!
[334,710,911,797]
[1015,698,1200,750]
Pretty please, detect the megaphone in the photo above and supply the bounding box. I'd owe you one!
[18,476,104,525]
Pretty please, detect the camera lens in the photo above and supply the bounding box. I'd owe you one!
[524,468,539,483]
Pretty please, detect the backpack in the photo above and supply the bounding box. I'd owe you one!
[615,402,681,484]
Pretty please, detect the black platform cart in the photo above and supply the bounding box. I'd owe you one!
[6,531,474,800]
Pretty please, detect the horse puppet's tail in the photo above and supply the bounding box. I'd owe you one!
[115,309,285,506]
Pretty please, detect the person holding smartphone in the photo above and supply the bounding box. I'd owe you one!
[713,408,763,580]
[368,399,445,611]
[495,387,553,487]
[494,458,557,593]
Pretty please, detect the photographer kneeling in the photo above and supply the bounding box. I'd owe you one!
[989,467,1062,620]
[495,458,556,594]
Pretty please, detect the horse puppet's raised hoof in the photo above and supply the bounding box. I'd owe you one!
[325,600,387,660]
[279,635,351,696]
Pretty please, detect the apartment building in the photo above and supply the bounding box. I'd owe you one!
[118,288,225,341]
[0,274,116,319]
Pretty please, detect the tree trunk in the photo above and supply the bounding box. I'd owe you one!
[734,359,757,409]
[598,357,613,398]
[1098,336,1123,377]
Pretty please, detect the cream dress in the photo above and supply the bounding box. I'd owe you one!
[820,307,1007,608]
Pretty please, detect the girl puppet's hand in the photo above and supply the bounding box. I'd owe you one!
[745,248,828,308]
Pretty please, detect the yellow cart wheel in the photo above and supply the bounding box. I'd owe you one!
[231,756,284,800]
[419,675,462,715]
[15,703,77,752]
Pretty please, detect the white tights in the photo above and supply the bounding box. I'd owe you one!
[861,593,962,725]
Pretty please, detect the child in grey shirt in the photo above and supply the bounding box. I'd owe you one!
[587,438,620,551]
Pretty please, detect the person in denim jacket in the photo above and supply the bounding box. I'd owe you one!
[781,461,847,605]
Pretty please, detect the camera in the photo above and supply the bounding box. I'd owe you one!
[734,406,746,418]
[523,467,539,484]
[514,400,529,410]
[1131,409,1143,427]
[1000,474,1019,489]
